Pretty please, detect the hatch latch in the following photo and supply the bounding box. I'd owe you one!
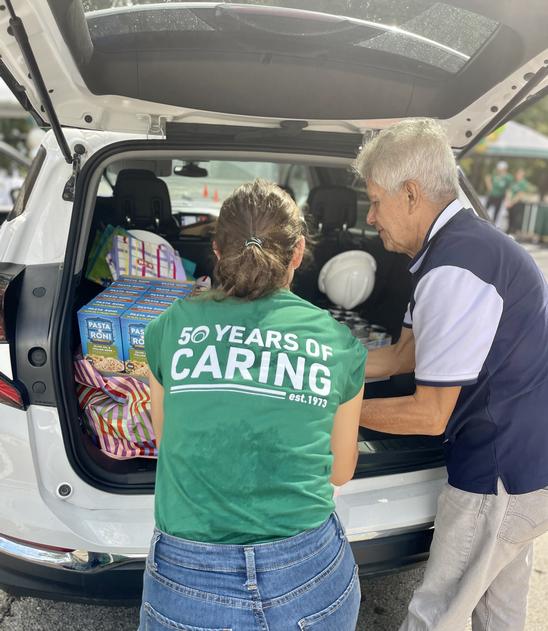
[62,144,86,202]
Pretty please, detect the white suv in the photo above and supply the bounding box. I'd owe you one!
[0,0,546,602]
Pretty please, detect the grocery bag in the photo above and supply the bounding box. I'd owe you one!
[110,233,186,281]
[74,359,157,459]
[86,225,131,286]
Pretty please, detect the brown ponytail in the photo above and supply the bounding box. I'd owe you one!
[213,179,304,301]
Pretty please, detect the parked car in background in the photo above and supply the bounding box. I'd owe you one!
[0,0,546,602]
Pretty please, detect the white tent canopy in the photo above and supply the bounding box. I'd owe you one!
[476,121,548,159]
[0,78,27,118]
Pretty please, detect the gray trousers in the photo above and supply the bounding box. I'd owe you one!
[400,481,548,631]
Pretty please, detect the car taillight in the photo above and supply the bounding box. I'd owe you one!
[0,264,26,409]
[0,371,25,409]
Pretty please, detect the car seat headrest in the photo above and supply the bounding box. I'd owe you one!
[113,169,178,237]
[307,186,357,233]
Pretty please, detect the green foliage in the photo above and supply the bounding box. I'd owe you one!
[515,96,548,136]
[460,96,548,198]
[0,117,33,172]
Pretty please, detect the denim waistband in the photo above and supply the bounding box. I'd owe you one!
[152,513,344,573]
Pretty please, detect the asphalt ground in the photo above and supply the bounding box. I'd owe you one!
[1,244,547,630]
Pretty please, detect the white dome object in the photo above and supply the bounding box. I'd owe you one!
[318,251,377,310]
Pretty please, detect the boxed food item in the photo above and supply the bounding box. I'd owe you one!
[77,303,126,373]
[90,295,139,307]
[150,279,194,294]
[111,277,154,289]
[127,303,170,314]
[144,290,184,301]
[77,277,206,377]
[102,287,148,297]
[120,308,164,376]
[138,296,175,308]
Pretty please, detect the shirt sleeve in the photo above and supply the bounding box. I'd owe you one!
[403,302,413,328]
[144,316,164,385]
[413,265,503,387]
[340,335,367,403]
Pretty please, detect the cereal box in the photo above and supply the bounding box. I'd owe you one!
[120,308,164,376]
[77,303,125,373]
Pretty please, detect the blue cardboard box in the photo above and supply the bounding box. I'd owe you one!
[77,303,126,373]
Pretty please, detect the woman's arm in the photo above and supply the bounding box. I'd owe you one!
[149,370,165,448]
[330,385,365,486]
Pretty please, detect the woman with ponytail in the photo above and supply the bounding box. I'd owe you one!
[139,179,367,631]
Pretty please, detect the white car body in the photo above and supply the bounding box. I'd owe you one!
[0,0,545,600]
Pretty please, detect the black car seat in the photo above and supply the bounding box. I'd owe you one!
[307,185,358,236]
[293,185,412,339]
[112,169,180,238]
[293,185,361,303]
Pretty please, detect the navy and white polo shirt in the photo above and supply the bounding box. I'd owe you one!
[405,199,548,494]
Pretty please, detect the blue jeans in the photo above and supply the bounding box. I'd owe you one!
[139,513,360,630]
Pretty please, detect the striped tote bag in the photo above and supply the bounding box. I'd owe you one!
[74,359,157,459]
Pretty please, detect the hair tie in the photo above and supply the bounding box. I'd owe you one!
[244,236,263,250]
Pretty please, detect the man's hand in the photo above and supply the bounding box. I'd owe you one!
[366,326,415,379]
[360,384,461,436]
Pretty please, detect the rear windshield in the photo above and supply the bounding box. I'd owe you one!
[98,159,314,229]
[82,1,499,75]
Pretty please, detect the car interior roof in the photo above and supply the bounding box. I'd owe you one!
[48,1,548,121]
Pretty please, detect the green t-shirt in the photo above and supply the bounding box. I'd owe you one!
[509,179,529,196]
[490,172,514,197]
[145,289,367,544]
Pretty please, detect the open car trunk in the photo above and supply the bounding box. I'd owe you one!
[52,128,445,493]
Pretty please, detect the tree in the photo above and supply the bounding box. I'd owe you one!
[460,96,548,199]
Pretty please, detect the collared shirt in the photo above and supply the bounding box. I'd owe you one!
[405,199,548,494]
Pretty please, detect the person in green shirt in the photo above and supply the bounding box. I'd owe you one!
[505,169,531,235]
[485,161,514,224]
[139,179,367,631]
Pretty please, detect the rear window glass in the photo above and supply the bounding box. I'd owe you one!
[82,1,499,74]
[103,159,312,232]
[6,146,46,222]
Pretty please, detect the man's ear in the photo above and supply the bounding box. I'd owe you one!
[212,240,221,260]
[291,236,306,270]
[404,180,421,214]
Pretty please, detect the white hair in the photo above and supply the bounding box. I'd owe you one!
[354,119,459,202]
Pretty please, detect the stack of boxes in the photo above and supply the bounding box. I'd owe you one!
[77,277,194,377]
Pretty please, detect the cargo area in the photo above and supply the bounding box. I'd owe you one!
[61,152,444,491]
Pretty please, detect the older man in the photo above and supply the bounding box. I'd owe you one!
[356,119,548,631]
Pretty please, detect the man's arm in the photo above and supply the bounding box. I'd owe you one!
[360,384,461,436]
[365,326,415,379]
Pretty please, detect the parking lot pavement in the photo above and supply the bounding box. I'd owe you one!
[1,244,547,630]
[0,536,546,630]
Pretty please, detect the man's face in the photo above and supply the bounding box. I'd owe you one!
[366,181,412,254]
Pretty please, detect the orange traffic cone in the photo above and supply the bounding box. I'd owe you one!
[203,184,209,198]
[213,190,219,202]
